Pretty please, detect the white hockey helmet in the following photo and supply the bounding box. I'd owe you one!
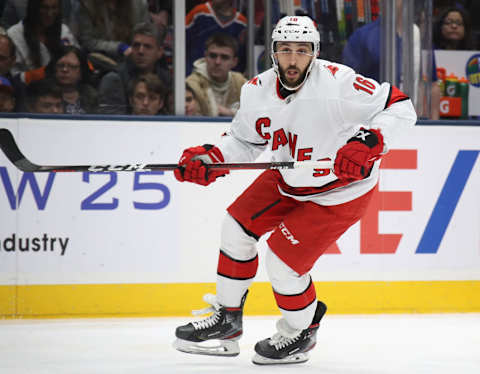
[271,16,320,90]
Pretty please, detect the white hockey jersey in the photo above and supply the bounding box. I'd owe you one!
[217,59,417,205]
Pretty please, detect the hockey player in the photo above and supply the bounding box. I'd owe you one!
[173,16,417,365]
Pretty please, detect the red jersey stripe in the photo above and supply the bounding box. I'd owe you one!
[386,85,409,108]
[274,170,354,196]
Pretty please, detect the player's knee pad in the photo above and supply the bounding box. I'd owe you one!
[220,213,258,260]
[266,246,317,330]
[265,246,310,294]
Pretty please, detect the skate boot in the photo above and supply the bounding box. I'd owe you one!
[252,300,327,365]
[173,291,247,356]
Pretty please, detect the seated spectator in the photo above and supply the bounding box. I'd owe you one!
[0,75,15,112]
[0,33,15,77]
[163,85,201,116]
[186,0,247,75]
[128,73,167,115]
[186,32,246,117]
[7,0,78,75]
[74,0,150,62]
[148,0,172,73]
[25,78,64,113]
[45,45,98,114]
[0,32,29,111]
[98,22,170,114]
[185,83,200,116]
[0,0,72,30]
[433,6,473,50]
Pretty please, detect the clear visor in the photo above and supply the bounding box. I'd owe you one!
[273,50,315,58]
[272,41,315,57]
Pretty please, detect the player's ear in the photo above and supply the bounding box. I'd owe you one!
[232,56,238,69]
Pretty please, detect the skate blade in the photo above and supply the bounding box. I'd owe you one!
[173,338,240,357]
[252,352,309,365]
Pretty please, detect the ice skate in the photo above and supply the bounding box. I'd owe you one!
[173,292,247,357]
[252,300,327,365]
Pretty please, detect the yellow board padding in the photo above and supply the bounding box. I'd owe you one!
[1,280,480,318]
[0,286,16,315]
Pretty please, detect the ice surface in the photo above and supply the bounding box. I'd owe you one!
[1,314,479,374]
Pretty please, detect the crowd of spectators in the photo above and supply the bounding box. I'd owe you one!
[0,0,247,116]
[97,21,170,115]
[0,0,478,117]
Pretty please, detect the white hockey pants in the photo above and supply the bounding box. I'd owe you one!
[217,213,317,330]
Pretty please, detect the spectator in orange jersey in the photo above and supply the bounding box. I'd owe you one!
[185,0,247,75]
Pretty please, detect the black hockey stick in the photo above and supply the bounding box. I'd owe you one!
[0,128,333,173]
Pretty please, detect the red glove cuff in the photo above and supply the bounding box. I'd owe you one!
[346,128,384,155]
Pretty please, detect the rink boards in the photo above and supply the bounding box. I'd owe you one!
[0,117,479,317]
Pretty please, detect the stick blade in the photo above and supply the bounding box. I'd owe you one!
[0,128,41,172]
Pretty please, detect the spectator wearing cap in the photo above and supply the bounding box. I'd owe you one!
[26,78,64,113]
[0,75,15,112]
[98,21,171,114]
[128,73,167,115]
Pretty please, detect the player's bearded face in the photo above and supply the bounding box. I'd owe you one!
[278,64,309,89]
[275,42,314,89]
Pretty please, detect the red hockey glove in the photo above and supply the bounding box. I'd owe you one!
[174,144,229,186]
[334,128,384,180]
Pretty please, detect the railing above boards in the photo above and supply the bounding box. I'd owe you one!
[0,113,480,126]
